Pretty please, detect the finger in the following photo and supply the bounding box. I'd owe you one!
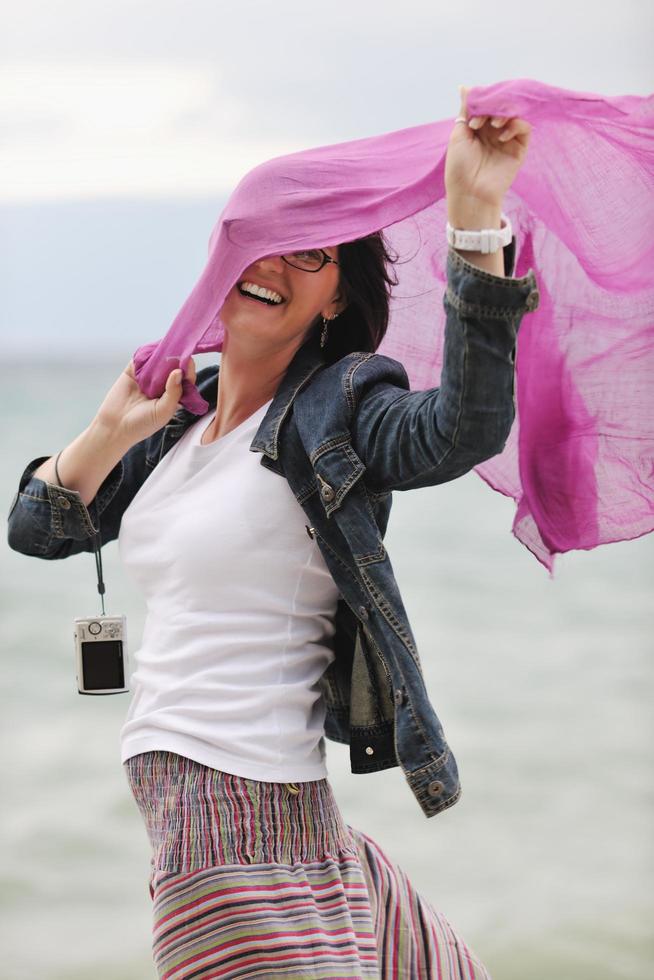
[457,85,490,133]
[497,118,532,142]
[457,84,469,119]
[490,116,509,128]
[124,358,137,381]
[178,356,197,384]
[156,369,185,418]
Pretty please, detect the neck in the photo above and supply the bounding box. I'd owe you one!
[209,332,304,441]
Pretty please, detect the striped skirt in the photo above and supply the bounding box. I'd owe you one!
[124,750,491,980]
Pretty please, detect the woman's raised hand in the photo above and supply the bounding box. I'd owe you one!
[444,84,532,211]
[94,356,197,448]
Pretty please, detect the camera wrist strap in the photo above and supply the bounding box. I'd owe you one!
[92,530,106,616]
[54,450,107,616]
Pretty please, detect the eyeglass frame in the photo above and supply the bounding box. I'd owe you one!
[280,248,340,273]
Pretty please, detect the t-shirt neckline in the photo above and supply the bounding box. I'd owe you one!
[195,398,273,449]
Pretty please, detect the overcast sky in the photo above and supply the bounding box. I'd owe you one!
[2,0,651,204]
[2,0,651,358]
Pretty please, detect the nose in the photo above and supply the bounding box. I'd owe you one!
[253,253,285,273]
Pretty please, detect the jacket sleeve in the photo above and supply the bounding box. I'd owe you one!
[351,239,540,493]
[6,434,153,560]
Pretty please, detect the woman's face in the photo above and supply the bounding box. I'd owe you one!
[219,245,344,355]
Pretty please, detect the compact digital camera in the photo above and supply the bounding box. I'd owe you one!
[74,615,129,695]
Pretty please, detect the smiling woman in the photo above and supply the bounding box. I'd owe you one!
[9,89,544,979]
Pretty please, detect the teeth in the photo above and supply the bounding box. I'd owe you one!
[240,281,284,304]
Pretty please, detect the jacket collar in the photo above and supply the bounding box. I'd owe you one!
[251,330,326,460]
[181,329,326,461]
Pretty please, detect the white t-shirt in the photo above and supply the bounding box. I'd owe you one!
[117,399,341,782]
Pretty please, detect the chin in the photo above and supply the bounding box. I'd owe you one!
[222,319,283,352]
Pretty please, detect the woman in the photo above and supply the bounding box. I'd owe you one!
[8,89,536,978]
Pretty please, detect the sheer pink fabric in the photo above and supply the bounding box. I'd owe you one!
[132,78,654,573]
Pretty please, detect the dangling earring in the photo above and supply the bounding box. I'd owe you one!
[320,312,339,349]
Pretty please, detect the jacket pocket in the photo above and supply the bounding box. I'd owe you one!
[308,441,387,567]
[311,438,365,517]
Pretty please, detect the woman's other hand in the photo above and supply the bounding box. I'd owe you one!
[445,84,532,213]
[94,356,198,448]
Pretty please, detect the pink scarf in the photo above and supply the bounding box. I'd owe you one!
[132,78,654,574]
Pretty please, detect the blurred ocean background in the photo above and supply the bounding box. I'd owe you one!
[2,199,653,980]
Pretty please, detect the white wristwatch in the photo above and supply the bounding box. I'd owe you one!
[446,212,512,254]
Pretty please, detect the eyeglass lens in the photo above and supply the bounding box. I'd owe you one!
[283,249,324,271]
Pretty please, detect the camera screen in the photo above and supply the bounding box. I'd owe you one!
[81,640,125,690]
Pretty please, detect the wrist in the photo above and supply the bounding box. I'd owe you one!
[447,198,502,230]
[445,200,507,277]
[87,416,133,457]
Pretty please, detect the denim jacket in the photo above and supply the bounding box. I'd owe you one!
[7,242,539,818]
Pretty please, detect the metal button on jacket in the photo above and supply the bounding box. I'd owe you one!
[394,688,404,706]
[320,483,335,502]
[427,780,444,797]
[56,496,71,509]
[358,605,369,621]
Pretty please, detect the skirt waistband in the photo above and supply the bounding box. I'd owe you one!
[124,750,357,871]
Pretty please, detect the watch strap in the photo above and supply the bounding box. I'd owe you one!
[446,212,512,254]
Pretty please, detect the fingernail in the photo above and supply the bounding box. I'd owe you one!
[469,117,482,129]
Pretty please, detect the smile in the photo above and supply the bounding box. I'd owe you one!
[237,281,285,306]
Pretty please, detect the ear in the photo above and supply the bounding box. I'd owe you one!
[327,288,348,318]
[321,302,348,320]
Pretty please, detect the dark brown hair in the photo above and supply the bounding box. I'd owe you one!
[314,231,400,363]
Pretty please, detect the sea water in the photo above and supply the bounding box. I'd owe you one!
[2,359,652,979]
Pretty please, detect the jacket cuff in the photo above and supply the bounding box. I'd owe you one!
[446,240,540,318]
[16,455,121,540]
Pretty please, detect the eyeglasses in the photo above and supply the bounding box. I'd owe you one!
[280,248,340,273]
